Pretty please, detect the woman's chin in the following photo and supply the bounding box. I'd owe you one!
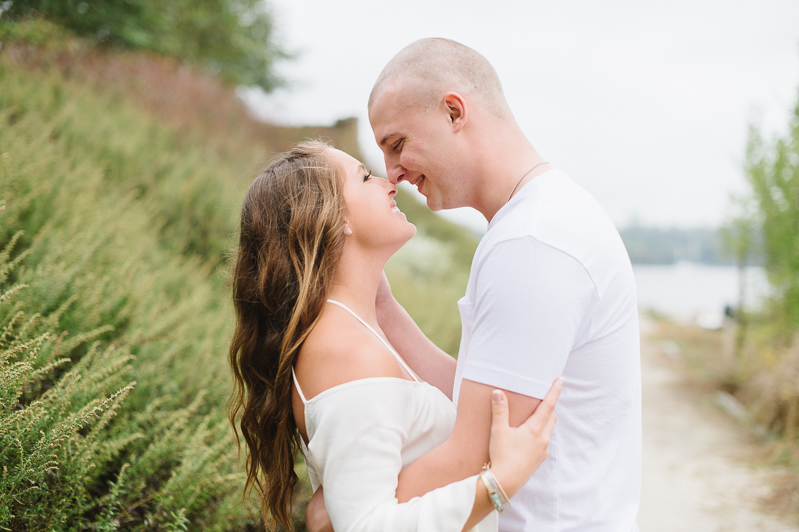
[388,224,417,256]
[404,223,417,241]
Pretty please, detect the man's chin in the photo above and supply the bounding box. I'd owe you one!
[425,196,443,212]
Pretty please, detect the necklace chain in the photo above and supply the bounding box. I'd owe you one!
[506,161,549,204]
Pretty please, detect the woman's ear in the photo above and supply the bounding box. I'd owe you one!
[442,92,467,132]
[344,226,353,236]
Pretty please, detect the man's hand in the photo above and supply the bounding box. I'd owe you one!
[488,381,560,498]
[395,379,543,502]
[305,487,333,532]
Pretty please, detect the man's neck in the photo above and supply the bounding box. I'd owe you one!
[468,124,545,222]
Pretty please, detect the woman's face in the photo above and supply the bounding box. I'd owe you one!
[327,148,416,251]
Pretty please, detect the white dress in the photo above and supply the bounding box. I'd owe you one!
[293,299,498,532]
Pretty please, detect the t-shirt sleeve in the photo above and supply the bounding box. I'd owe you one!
[305,380,493,532]
[461,236,598,399]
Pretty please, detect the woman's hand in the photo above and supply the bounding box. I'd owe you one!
[488,378,562,499]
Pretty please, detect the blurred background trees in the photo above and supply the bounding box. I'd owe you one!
[717,88,799,507]
[2,0,285,90]
[741,96,799,332]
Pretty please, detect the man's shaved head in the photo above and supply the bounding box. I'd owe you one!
[369,38,510,117]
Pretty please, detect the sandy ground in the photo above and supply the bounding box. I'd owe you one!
[637,315,798,531]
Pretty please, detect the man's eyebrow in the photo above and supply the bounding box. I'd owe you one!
[379,132,401,147]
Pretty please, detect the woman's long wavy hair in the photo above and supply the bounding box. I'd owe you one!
[227,140,346,530]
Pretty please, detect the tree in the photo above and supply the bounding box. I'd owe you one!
[738,90,799,332]
[3,0,285,91]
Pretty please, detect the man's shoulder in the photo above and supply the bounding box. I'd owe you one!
[475,170,632,298]
[519,170,617,240]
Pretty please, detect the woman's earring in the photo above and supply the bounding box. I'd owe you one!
[344,227,353,236]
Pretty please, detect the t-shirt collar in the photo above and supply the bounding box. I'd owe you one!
[487,168,557,232]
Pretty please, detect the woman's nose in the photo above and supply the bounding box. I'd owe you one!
[380,177,397,196]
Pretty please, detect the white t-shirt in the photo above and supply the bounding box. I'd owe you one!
[453,169,641,532]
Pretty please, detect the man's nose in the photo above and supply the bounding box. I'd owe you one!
[386,159,405,185]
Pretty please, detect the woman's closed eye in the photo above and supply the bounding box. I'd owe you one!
[363,169,372,182]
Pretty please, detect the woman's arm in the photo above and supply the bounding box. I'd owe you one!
[305,380,561,532]
[395,380,552,503]
[305,380,501,532]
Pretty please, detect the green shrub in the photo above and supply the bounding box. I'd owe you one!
[742,93,799,331]
[0,33,481,528]
[720,87,799,508]
[0,56,256,530]
[0,251,136,527]
[1,0,285,91]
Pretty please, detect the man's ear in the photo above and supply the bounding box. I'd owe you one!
[442,92,467,133]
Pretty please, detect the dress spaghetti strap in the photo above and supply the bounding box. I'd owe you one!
[292,367,308,404]
[291,299,421,405]
[326,299,420,382]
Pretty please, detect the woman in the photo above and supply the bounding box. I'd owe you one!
[228,140,561,532]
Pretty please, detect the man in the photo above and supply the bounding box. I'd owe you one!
[308,38,641,531]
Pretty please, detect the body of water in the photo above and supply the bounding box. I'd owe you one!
[633,263,770,326]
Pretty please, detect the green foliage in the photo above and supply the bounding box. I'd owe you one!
[0,57,238,268]
[740,92,799,330]
[0,57,257,530]
[385,188,478,356]
[0,16,76,48]
[0,30,482,528]
[719,87,799,484]
[0,284,136,527]
[2,0,285,91]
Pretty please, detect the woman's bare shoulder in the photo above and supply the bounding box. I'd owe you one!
[294,312,407,401]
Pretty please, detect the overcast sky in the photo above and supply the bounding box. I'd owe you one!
[241,0,799,234]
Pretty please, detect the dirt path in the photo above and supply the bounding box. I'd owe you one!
[638,315,797,531]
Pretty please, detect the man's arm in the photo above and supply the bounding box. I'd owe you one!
[395,238,595,501]
[376,274,457,398]
[302,383,522,532]
[304,383,561,532]
[395,378,541,502]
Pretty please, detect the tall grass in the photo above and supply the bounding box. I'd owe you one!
[1,20,477,356]
[0,54,258,530]
[0,23,479,529]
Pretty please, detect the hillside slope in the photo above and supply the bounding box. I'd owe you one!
[0,20,477,530]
